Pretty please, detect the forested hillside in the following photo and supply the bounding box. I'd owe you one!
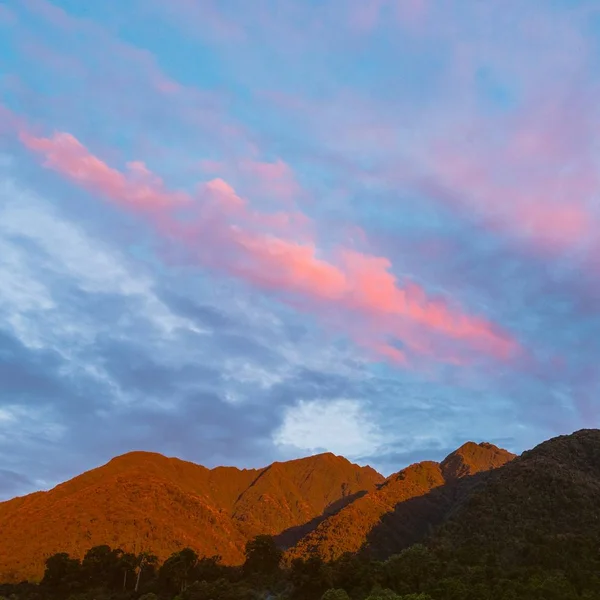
[4,431,600,599]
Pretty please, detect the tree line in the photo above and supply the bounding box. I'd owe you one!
[1,533,598,600]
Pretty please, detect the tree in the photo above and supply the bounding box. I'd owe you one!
[195,555,224,583]
[385,545,433,594]
[321,589,351,600]
[81,545,123,589]
[243,535,282,577]
[41,553,81,593]
[365,585,402,600]
[290,556,332,600]
[331,553,379,598]
[159,548,199,594]
[181,578,255,600]
[135,552,159,592]
[117,551,137,590]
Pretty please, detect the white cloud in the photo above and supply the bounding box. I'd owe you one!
[273,398,381,457]
[0,405,66,443]
[0,174,206,351]
[0,165,390,493]
[223,360,289,389]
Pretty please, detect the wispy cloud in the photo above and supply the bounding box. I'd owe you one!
[20,128,518,366]
[1,0,599,496]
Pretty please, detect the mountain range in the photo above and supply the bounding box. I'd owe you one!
[0,441,515,582]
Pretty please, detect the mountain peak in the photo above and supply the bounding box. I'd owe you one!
[520,429,600,475]
[441,441,516,481]
[108,450,174,464]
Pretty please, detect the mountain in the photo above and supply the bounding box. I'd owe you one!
[430,429,600,568]
[285,442,515,563]
[0,451,382,582]
[6,432,600,598]
[0,441,518,584]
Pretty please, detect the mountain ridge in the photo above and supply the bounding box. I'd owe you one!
[431,428,600,563]
[6,430,600,598]
[0,443,514,582]
[285,441,515,562]
[0,450,384,581]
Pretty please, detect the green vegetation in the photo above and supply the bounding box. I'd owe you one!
[4,432,600,600]
[2,532,600,600]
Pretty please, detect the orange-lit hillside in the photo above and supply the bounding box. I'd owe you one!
[0,451,383,582]
[286,442,515,562]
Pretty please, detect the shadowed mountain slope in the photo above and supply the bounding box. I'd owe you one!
[285,442,516,562]
[430,429,600,567]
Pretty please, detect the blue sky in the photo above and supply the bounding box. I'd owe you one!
[0,0,599,499]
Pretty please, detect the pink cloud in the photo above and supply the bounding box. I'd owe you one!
[200,176,311,239]
[339,250,514,360]
[240,159,292,186]
[429,99,599,255]
[238,158,300,203]
[199,159,224,174]
[0,104,28,136]
[252,1,598,267]
[20,128,520,367]
[231,234,348,300]
[199,157,301,205]
[18,0,238,157]
[19,131,189,211]
[394,3,600,259]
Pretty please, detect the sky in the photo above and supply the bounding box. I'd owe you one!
[1,0,599,500]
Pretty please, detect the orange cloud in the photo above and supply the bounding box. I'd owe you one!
[20,128,519,366]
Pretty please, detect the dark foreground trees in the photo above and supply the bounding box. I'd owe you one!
[2,533,600,600]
